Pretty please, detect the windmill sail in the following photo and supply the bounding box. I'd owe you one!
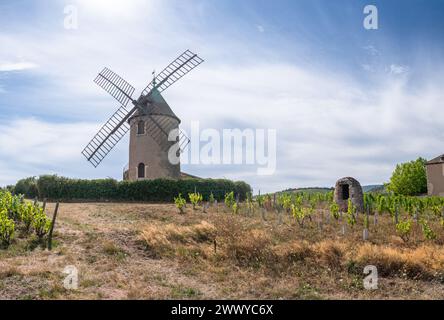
[143,114,178,151]
[94,68,135,107]
[142,50,204,96]
[83,50,202,168]
[82,106,135,167]
[178,129,190,152]
[142,88,190,152]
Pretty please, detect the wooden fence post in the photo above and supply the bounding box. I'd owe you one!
[47,202,60,251]
[273,193,276,209]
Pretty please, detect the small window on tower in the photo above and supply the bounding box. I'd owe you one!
[138,163,145,178]
[137,120,145,135]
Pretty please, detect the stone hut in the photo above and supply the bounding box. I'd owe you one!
[333,177,364,213]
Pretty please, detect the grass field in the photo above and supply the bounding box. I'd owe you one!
[1,202,443,299]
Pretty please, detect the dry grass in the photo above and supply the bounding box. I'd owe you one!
[352,243,444,280]
[139,221,216,258]
[1,202,444,299]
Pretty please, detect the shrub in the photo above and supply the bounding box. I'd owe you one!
[278,193,292,213]
[32,207,52,239]
[188,193,203,210]
[396,219,412,242]
[256,195,265,208]
[420,220,436,240]
[224,191,235,209]
[291,204,306,227]
[20,203,35,233]
[0,210,15,246]
[330,202,340,220]
[174,194,187,214]
[346,199,356,227]
[245,192,254,213]
[0,191,53,247]
[232,202,239,214]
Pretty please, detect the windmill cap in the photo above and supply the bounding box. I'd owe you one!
[130,88,181,123]
[147,88,180,121]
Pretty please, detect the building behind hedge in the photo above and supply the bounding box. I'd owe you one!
[426,154,444,196]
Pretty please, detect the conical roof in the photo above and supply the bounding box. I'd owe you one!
[146,88,180,122]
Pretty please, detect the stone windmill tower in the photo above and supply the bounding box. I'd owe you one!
[81,50,204,181]
[127,87,181,180]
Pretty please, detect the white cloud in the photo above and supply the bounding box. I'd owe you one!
[256,25,265,33]
[1,62,443,192]
[363,45,379,56]
[0,62,38,72]
[76,0,150,19]
[0,117,129,185]
[0,118,95,165]
[389,64,409,75]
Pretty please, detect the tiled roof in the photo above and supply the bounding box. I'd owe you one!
[426,154,444,165]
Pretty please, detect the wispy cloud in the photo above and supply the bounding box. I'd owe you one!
[389,64,409,75]
[0,62,38,72]
[363,45,379,56]
[0,117,128,182]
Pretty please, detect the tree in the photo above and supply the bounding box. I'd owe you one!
[387,157,427,196]
[14,177,39,198]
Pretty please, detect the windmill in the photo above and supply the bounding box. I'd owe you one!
[82,50,204,180]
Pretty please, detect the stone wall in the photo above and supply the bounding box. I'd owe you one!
[426,163,444,196]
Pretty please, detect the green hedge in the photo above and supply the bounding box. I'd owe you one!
[14,175,251,202]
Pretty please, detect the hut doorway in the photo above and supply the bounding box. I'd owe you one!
[341,184,350,200]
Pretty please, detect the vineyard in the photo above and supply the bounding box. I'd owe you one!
[178,190,444,244]
[1,189,444,299]
[0,191,54,249]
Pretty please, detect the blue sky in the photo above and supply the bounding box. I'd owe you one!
[1,0,444,193]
